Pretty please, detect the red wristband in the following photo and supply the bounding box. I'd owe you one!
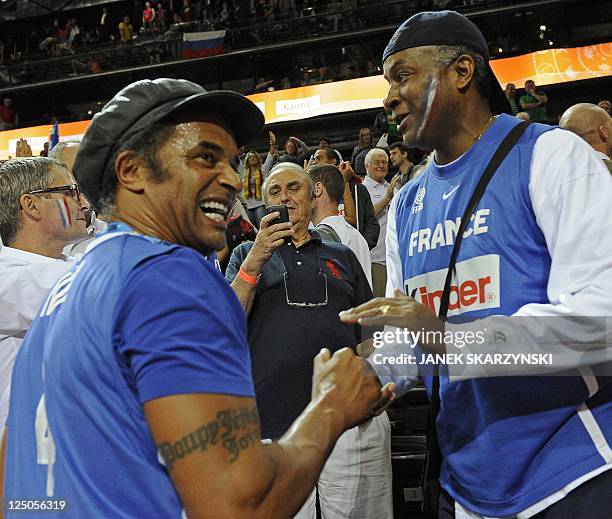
[239,266,259,285]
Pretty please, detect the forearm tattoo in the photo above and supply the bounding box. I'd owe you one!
[158,406,260,470]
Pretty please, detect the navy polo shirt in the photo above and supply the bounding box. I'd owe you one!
[226,231,372,439]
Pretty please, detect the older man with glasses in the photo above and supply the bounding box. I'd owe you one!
[226,161,392,519]
[0,157,90,437]
[363,148,399,297]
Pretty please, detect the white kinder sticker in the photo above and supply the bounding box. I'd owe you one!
[405,254,500,316]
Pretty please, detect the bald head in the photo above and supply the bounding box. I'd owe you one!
[559,103,612,157]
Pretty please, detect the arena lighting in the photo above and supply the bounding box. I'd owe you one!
[498,47,503,53]
[540,24,547,31]
[1,41,610,159]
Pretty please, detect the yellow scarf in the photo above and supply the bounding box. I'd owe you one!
[243,166,263,200]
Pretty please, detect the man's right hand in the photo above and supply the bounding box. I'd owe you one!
[312,348,396,431]
[243,211,293,274]
[339,161,355,183]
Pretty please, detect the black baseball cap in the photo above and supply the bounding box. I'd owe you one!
[383,10,510,115]
[74,78,265,204]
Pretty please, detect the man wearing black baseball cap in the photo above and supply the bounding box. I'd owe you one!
[340,10,612,519]
[2,78,395,517]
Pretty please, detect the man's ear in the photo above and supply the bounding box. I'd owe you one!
[114,150,148,194]
[453,54,476,91]
[19,193,43,221]
[598,124,609,143]
[314,182,324,197]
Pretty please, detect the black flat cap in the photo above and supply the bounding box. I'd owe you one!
[74,78,265,204]
[383,10,511,115]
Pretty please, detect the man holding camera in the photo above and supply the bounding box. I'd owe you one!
[519,79,549,123]
[227,161,392,519]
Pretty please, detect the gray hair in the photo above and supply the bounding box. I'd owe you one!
[0,157,67,245]
[262,162,315,205]
[48,137,82,161]
[431,45,491,101]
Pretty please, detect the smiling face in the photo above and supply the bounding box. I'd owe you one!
[137,118,241,253]
[383,46,457,149]
[264,167,313,233]
[365,149,388,183]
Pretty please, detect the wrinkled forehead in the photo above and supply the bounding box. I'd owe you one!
[266,168,308,190]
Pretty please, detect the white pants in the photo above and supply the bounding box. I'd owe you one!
[294,413,393,519]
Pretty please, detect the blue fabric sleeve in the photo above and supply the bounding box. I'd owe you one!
[113,247,255,403]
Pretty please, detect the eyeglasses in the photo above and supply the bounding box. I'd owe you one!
[277,248,328,307]
[367,160,388,167]
[27,184,81,202]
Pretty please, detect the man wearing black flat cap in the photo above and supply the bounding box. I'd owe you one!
[340,10,612,519]
[1,78,395,518]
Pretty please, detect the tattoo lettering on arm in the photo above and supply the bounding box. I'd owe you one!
[157,406,260,470]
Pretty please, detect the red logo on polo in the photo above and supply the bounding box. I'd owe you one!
[325,260,342,280]
[405,255,500,316]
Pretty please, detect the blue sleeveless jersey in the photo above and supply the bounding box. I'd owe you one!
[394,115,612,515]
[5,225,254,518]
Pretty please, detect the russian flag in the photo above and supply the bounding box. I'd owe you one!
[50,121,59,149]
[182,31,226,59]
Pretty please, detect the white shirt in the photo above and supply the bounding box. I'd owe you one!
[594,149,610,161]
[318,214,372,288]
[377,128,612,518]
[363,174,389,264]
[0,245,73,435]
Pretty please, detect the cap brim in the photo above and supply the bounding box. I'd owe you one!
[126,90,265,148]
[486,64,512,116]
[170,90,265,147]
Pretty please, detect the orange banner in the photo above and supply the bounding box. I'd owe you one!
[1,42,609,158]
[489,43,612,87]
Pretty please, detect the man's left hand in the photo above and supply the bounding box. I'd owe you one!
[339,289,446,353]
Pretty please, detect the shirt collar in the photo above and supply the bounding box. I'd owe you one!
[363,174,387,188]
[594,150,610,161]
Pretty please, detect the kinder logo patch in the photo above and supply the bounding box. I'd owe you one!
[405,254,500,316]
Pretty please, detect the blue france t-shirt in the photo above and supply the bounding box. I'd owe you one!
[5,226,254,518]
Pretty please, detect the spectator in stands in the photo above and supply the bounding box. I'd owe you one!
[560,102,612,172]
[311,148,379,250]
[119,15,134,43]
[598,100,611,116]
[504,83,520,115]
[0,157,89,439]
[226,162,392,519]
[99,7,110,42]
[182,0,193,22]
[142,2,157,34]
[389,142,418,186]
[239,131,277,227]
[519,79,549,123]
[318,137,331,150]
[350,127,374,165]
[156,1,168,33]
[363,147,397,297]
[309,163,372,287]
[279,136,309,164]
[0,98,15,130]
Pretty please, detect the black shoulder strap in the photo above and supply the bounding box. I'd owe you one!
[439,120,530,318]
[422,120,530,516]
